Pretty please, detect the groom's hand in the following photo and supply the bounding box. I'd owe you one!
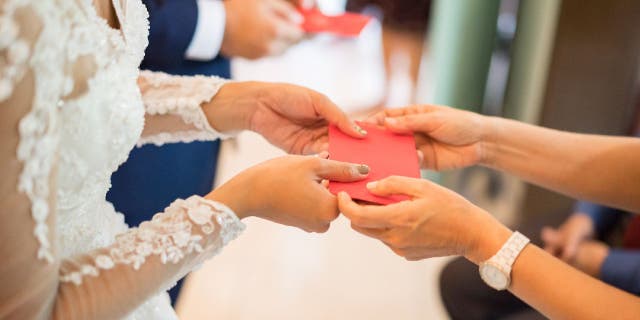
[205,82,367,154]
[209,155,370,232]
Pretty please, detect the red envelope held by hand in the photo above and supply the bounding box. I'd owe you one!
[299,8,372,37]
[328,122,421,205]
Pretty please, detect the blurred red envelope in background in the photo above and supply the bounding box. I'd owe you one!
[299,8,372,37]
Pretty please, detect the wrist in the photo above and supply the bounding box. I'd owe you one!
[464,210,514,265]
[478,116,503,168]
[205,180,252,220]
[202,82,259,133]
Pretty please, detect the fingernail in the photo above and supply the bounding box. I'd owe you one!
[354,124,367,136]
[366,181,378,189]
[357,164,370,175]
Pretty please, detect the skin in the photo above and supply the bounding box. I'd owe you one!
[209,154,370,233]
[221,0,305,59]
[338,104,640,319]
[542,213,609,278]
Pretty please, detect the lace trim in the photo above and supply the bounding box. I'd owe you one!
[0,2,29,101]
[60,195,245,285]
[2,0,69,263]
[138,71,233,146]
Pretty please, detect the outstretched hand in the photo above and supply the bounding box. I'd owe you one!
[337,175,512,264]
[366,105,487,171]
[208,155,370,233]
[207,82,367,155]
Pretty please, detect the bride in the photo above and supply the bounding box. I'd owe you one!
[0,0,371,318]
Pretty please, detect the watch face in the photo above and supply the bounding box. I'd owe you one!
[480,263,508,290]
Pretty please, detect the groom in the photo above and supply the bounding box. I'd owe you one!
[107,0,305,305]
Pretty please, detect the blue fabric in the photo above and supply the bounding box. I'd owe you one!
[574,201,626,238]
[600,249,640,295]
[107,0,231,305]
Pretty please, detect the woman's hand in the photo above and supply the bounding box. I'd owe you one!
[205,82,367,155]
[366,105,488,171]
[337,176,512,264]
[207,155,370,233]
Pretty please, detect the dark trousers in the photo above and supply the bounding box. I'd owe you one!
[439,211,571,320]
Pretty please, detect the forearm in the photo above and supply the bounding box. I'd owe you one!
[467,216,640,319]
[509,245,640,319]
[55,196,244,319]
[482,116,640,212]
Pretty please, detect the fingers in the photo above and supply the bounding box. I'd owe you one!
[302,136,329,155]
[299,0,315,9]
[561,237,580,262]
[311,92,367,139]
[313,158,370,182]
[337,192,399,228]
[541,227,561,256]
[351,223,387,239]
[365,175,428,198]
[269,0,304,24]
[384,113,439,135]
[272,18,305,46]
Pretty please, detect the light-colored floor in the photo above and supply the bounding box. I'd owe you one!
[176,21,451,320]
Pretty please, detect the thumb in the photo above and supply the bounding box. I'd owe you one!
[366,175,427,198]
[314,159,370,182]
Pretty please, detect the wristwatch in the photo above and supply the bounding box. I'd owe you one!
[479,231,530,290]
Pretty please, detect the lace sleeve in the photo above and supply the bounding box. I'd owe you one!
[0,2,245,319]
[138,70,234,146]
[55,196,245,319]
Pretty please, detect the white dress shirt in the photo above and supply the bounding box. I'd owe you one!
[185,0,226,61]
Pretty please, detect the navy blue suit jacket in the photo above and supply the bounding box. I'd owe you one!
[106,0,230,304]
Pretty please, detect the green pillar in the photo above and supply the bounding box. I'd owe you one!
[428,0,501,111]
[503,0,562,123]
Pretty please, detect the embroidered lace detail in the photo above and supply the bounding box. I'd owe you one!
[0,2,29,101]
[2,0,71,263]
[138,70,232,146]
[60,196,245,285]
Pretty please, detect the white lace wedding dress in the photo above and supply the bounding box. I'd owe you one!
[0,0,245,319]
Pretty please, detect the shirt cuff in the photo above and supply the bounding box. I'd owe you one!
[185,0,226,61]
[600,249,640,295]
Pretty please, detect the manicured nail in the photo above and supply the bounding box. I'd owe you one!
[366,181,378,189]
[315,151,329,159]
[354,124,367,136]
[357,164,370,175]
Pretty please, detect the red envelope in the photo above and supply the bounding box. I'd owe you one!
[328,122,421,205]
[299,8,372,37]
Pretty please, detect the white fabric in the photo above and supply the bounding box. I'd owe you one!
[0,0,244,319]
[185,0,226,61]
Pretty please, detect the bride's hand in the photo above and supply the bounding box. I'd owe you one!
[206,155,370,233]
[204,82,367,155]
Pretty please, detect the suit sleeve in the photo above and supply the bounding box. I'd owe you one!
[600,249,640,295]
[142,0,199,69]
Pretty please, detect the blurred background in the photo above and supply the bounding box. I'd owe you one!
[175,0,640,318]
